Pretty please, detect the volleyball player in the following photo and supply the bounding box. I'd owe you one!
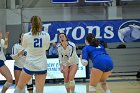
[14,16,50,93]
[58,33,79,93]
[0,32,13,93]
[81,33,113,93]
[11,33,33,93]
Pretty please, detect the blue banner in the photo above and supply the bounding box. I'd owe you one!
[51,0,79,3]
[85,0,112,3]
[28,19,140,44]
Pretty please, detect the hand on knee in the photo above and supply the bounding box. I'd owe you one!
[89,85,96,92]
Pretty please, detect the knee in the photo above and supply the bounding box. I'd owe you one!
[4,81,12,88]
[63,75,69,83]
[100,81,106,86]
[69,80,75,87]
[6,75,13,83]
[7,78,13,84]
[64,82,70,88]
[64,78,69,83]
[27,84,33,91]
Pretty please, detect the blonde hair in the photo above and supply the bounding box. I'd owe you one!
[30,16,42,35]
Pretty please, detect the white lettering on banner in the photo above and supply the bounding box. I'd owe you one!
[42,23,115,42]
[66,27,72,35]
[86,26,102,38]
[43,23,51,33]
[86,26,95,33]
[104,26,114,39]
[51,34,58,43]
[57,28,65,33]
[72,26,85,40]
[93,26,102,38]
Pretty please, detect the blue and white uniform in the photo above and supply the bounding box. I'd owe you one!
[0,39,6,67]
[22,32,50,75]
[11,43,26,70]
[82,44,113,72]
[58,41,79,66]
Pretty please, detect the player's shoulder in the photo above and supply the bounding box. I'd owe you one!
[68,41,75,47]
[42,31,49,36]
[12,43,19,49]
[83,45,90,50]
[24,32,31,36]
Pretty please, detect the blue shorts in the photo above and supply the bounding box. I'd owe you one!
[93,55,114,72]
[0,60,5,67]
[23,68,47,75]
[14,66,22,71]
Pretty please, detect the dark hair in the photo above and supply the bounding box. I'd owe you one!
[99,40,107,48]
[30,16,42,35]
[19,33,23,44]
[86,33,99,47]
[59,33,69,42]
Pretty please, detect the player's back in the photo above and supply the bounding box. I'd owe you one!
[23,32,50,57]
[83,44,107,61]
[22,31,50,71]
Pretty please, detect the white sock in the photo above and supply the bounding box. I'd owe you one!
[106,89,111,93]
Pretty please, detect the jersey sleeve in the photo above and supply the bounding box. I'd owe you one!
[22,34,27,49]
[1,39,5,47]
[82,46,88,61]
[11,44,19,60]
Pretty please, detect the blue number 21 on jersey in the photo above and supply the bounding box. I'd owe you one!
[34,38,42,48]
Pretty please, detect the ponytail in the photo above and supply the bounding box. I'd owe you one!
[86,33,99,47]
[30,16,42,35]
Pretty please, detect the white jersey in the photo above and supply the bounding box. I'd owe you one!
[11,43,26,68]
[57,41,79,66]
[0,39,6,61]
[22,32,50,71]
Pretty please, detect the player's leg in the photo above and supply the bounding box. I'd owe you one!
[99,55,113,93]
[0,63,13,93]
[89,68,103,93]
[14,66,22,85]
[68,64,78,93]
[14,68,32,93]
[34,74,46,93]
[63,65,70,93]
[100,71,112,93]
[27,77,33,93]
